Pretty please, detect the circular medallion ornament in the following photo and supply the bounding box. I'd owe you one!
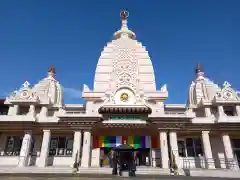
[223,91,232,99]
[21,90,29,98]
[120,92,129,102]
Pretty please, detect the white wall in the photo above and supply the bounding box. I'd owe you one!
[47,157,72,166]
[0,156,19,166]
[151,148,161,167]
[91,148,100,167]
[211,136,226,168]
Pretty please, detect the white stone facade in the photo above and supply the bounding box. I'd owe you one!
[0,10,239,174]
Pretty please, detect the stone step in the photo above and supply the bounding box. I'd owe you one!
[188,169,240,178]
[78,167,171,175]
[0,166,177,176]
[0,167,73,174]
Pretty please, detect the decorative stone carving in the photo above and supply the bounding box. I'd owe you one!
[237,91,240,97]
[112,45,138,91]
[6,81,39,102]
[101,91,115,106]
[223,81,231,88]
[214,81,239,101]
[83,84,90,92]
[160,84,168,93]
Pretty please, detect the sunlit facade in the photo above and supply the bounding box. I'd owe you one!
[0,11,240,173]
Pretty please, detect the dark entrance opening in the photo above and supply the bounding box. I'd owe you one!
[134,148,150,166]
[100,147,150,167]
[113,144,136,176]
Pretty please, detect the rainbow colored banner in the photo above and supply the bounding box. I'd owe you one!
[92,136,159,149]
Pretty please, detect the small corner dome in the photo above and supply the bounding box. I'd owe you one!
[188,63,221,106]
[32,66,63,107]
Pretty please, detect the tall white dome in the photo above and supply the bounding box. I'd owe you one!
[93,10,156,93]
[32,66,63,107]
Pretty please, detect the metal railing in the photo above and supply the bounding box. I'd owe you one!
[151,157,240,170]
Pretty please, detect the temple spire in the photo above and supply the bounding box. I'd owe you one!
[48,65,56,77]
[195,63,204,78]
[114,9,136,39]
[120,9,129,29]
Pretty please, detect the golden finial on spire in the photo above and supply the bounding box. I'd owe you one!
[48,65,56,75]
[120,9,129,20]
[195,63,203,74]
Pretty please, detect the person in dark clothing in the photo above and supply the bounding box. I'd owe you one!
[112,151,118,175]
[128,155,136,177]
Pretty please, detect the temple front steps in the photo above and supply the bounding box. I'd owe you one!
[187,168,240,178]
[0,166,239,178]
[0,166,73,174]
[0,166,172,176]
[79,166,171,175]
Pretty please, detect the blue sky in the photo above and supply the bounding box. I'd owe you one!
[0,0,239,104]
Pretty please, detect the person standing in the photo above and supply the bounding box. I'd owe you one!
[109,149,114,168]
[100,149,104,167]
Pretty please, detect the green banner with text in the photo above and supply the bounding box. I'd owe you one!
[109,115,141,120]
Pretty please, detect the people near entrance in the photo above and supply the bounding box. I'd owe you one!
[112,146,136,177]
[100,149,104,167]
[112,151,118,175]
[108,149,114,168]
[146,156,149,166]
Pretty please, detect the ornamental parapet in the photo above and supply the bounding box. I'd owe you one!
[0,115,36,122]
[98,105,152,114]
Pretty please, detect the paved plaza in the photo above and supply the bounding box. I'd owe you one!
[0,176,237,180]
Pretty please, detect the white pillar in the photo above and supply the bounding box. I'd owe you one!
[222,133,237,169]
[18,130,32,167]
[202,131,215,169]
[160,131,169,168]
[81,131,91,167]
[0,134,7,156]
[218,106,226,117]
[204,107,212,117]
[37,130,51,167]
[40,106,48,117]
[8,105,19,115]
[28,105,35,116]
[169,132,180,168]
[72,131,82,167]
[236,105,240,116]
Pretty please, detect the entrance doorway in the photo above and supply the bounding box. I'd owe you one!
[100,147,151,167]
[134,148,150,166]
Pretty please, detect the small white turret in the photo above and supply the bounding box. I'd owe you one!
[188,63,221,106]
[32,66,63,107]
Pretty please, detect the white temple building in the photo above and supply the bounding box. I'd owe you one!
[0,10,240,173]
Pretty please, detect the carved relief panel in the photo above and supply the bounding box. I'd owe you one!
[112,47,138,91]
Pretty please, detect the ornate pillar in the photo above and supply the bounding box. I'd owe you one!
[81,131,92,167]
[222,133,237,169]
[8,104,19,115]
[160,131,169,168]
[72,131,82,167]
[18,130,32,167]
[202,131,215,169]
[169,131,180,168]
[37,130,51,167]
